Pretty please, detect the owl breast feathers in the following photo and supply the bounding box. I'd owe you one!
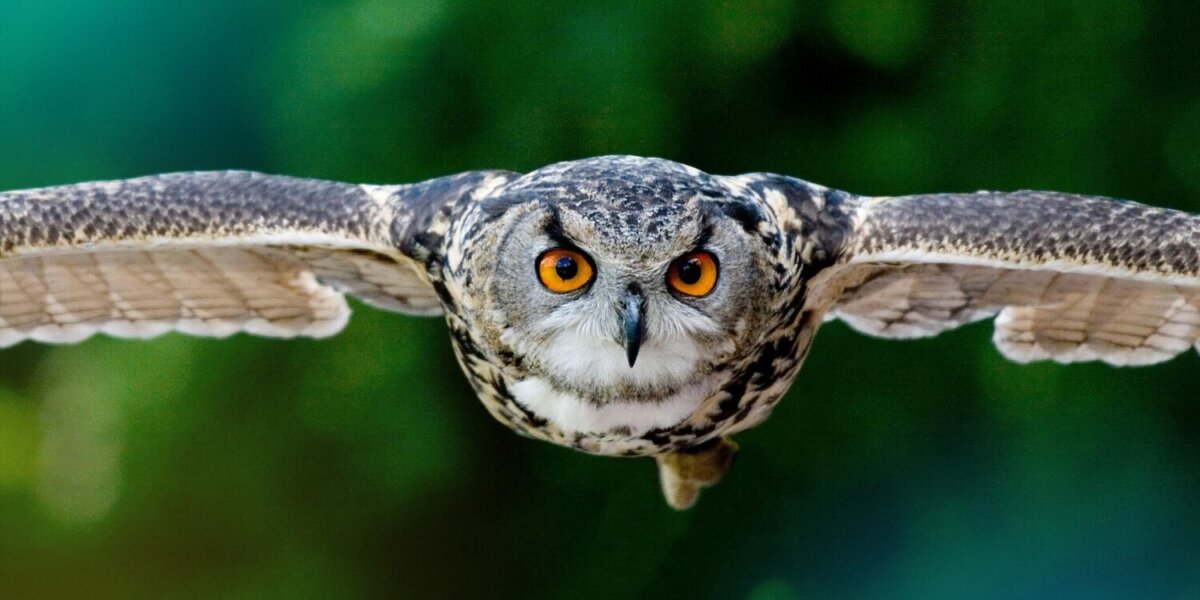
[2,155,1198,508]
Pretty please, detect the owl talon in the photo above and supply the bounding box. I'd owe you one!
[654,437,738,510]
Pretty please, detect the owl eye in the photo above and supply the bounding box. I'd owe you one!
[537,248,595,293]
[667,250,719,297]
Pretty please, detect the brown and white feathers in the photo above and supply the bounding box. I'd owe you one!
[0,170,509,346]
[1,156,1197,508]
[819,190,1200,367]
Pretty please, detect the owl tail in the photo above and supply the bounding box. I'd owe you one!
[655,437,738,509]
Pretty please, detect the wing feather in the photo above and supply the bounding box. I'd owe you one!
[817,190,1200,366]
[0,170,510,346]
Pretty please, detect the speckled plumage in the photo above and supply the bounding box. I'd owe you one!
[2,156,1199,508]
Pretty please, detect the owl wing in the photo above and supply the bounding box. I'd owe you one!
[810,189,1200,365]
[0,170,510,347]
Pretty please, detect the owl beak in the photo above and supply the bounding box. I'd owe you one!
[623,286,646,367]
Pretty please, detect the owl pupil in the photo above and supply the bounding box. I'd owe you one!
[679,259,702,284]
[555,257,578,280]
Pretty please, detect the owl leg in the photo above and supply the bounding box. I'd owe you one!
[654,437,738,510]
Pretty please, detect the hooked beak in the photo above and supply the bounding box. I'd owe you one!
[623,286,647,368]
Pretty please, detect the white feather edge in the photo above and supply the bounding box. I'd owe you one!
[0,271,351,348]
[0,231,410,347]
[836,248,1200,364]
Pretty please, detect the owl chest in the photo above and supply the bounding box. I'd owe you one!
[630,309,820,452]
[441,307,820,457]
[442,321,669,454]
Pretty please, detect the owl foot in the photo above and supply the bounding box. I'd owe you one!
[654,437,738,510]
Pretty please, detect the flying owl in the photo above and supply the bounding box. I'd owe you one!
[2,156,1197,509]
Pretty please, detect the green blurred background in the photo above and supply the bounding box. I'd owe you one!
[1,1,1200,598]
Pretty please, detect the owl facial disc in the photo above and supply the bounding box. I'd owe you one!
[470,156,780,442]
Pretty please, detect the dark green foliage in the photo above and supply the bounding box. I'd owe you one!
[1,1,1199,598]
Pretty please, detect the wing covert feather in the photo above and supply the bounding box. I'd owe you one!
[820,190,1200,365]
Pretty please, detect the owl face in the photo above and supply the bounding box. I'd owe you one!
[463,157,782,438]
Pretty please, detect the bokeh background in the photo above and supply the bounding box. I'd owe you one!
[1,1,1200,598]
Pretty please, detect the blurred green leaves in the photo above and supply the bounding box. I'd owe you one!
[0,389,38,490]
[1167,100,1200,193]
[1,0,1200,598]
[828,0,929,69]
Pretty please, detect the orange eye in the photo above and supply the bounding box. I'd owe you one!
[537,248,594,293]
[667,250,719,297]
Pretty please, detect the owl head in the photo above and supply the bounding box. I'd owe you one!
[456,156,794,442]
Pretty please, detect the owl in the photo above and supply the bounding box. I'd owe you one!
[2,155,1198,509]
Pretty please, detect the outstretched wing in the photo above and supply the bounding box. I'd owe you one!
[0,170,510,347]
[812,189,1200,365]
